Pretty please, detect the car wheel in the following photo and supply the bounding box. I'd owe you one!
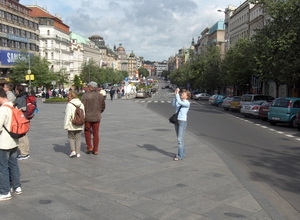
[289,117,297,128]
[224,108,229,111]
[297,126,300,131]
[244,114,250,118]
[261,117,268,121]
[269,120,277,126]
[217,102,222,107]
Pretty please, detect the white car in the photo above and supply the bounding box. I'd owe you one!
[35,92,43,97]
[194,93,210,100]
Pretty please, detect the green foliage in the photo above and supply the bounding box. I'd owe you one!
[44,97,68,103]
[11,54,54,88]
[80,60,128,86]
[138,67,149,78]
[73,75,82,90]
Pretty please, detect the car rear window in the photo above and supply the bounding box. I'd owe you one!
[271,99,290,107]
[242,96,252,102]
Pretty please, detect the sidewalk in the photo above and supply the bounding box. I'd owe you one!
[0,98,283,219]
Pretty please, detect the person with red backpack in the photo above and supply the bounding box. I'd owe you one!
[0,88,22,201]
[14,85,31,160]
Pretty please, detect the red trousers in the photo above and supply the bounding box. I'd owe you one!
[84,121,100,153]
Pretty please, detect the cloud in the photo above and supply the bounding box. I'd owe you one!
[23,0,243,61]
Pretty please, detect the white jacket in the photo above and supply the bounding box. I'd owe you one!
[0,101,19,149]
[63,98,85,131]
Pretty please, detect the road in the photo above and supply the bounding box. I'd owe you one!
[133,80,300,219]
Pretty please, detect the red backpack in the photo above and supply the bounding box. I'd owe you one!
[3,104,30,139]
[25,95,37,120]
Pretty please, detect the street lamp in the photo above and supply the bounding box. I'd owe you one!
[86,58,90,82]
[217,8,235,52]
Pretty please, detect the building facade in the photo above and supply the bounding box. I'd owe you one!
[0,0,39,83]
[27,5,70,82]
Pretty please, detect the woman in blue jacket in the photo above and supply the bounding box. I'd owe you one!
[172,88,191,161]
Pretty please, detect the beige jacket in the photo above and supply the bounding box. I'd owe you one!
[63,98,85,131]
[0,101,19,149]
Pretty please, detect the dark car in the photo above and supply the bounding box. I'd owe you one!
[258,101,271,121]
[296,111,300,131]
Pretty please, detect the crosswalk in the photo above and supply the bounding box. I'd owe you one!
[133,100,198,104]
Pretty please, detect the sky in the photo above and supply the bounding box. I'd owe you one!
[21,0,245,62]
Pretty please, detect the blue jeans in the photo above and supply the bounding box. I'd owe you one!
[175,120,187,159]
[0,147,21,194]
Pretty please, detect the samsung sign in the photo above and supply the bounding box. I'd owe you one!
[0,50,29,65]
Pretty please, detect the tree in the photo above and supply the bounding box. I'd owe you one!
[73,75,82,90]
[221,39,256,94]
[251,0,300,96]
[138,67,149,78]
[11,53,54,89]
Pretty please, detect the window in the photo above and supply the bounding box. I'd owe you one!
[21,30,25,37]
[24,19,28,26]
[0,10,5,18]
[51,52,54,59]
[19,17,23,25]
[7,13,11,20]
[14,28,20,36]
[47,30,50,35]
[13,15,17,22]
[16,41,20,49]
[45,52,48,58]
[1,38,7,47]
[1,24,7,33]
[8,26,13,34]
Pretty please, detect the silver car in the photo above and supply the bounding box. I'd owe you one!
[241,100,266,118]
[194,93,210,100]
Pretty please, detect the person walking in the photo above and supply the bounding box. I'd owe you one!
[110,87,115,100]
[3,83,15,102]
[172,88,191,161]
[81,81,106,155]
[0,88,22,201]
[64,91,85,158]
[14,85,30,160]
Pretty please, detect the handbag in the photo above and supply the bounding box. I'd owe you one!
[169,106,182,124]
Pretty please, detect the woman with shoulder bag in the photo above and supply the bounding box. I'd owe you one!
[172,88,191,161]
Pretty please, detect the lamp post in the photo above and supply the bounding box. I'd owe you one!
[217,8,234,52]
[87,58,90,82]
[28,54,31,88]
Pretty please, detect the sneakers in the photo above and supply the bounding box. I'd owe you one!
[0,192,12,201]
[10,187,22,195]
[76,154,81,158]
[17,154,30,160]
[69,151,76,158]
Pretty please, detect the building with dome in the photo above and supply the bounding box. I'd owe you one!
[115,43,128,72]
[115,43,143,79]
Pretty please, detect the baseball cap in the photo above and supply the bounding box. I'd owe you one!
[88,81,97,87]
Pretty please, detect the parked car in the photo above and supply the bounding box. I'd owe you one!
[268,97,300,128]
[258,101,272,121]
[241,100,266,118]
[240,94,274,106]
[209,94,226,107]
[194,93,210,100]
[191,91,201,99]
[221,97,234,111]
[229,96,242,112]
